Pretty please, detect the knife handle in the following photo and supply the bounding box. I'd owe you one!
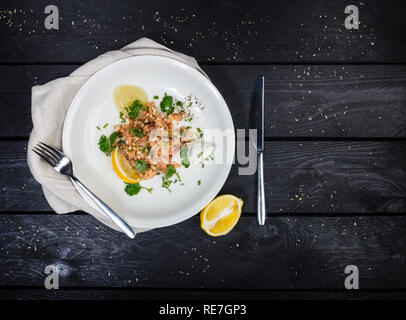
[257,152,266,225]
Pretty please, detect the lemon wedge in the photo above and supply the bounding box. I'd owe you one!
[112,147,141,184]
[200,195,243,237]
[113,85,148,115]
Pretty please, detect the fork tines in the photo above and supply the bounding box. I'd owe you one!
[32,142,62,166]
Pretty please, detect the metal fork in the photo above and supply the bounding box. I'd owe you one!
[32,142,135,238]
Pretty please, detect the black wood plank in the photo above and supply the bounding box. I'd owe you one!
[1,64,406,138]
[1,288,405,300]
[0,214,405,290]
[0,0,406,63]
[1,140,406,213]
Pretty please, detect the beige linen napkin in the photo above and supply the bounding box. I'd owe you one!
[27,38,208,235]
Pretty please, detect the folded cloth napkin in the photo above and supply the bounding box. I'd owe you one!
[27,38,208,235]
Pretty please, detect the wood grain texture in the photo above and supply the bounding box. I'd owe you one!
[0,214,405,290]
[1,140,405,213]
[0,0,405,63]
[1,64,406,138]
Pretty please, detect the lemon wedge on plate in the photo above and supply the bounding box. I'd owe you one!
[113,85,148,115]
[200,195,243,237]
[112,147,141,184]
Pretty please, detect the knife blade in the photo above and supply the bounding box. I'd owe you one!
[249,76,266,225]
[249,76,265,152]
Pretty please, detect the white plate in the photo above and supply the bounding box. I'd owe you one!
[62,55,235,229]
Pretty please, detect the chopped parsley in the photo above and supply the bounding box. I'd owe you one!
[134,159,149,174]
[124,182,152,196]
[103,123,108,128]
[164,165,177,180]
[109,131,121,145]
[153,95,159,99]
[176,101,183,107]
[98,131,121,156]
[119,111,126,123]
[130,127,145,138]
[97,126,101,131]
[125,100,145,120]
[142,146,151,154]
[161,180,172,191]
[198,180,201,185]
[197,128,203,138]
[180,145,190,168]
[161,165,181,192]
[160,94,175,115]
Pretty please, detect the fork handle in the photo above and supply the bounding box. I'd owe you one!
[71,177,136,239]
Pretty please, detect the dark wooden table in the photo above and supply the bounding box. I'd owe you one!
[1,0,406,300]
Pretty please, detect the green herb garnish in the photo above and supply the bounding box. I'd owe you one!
[164,165,177,180]
[126,100,144,120]
[175,171,181,181]
[198,180,201,185]
[119,111,126,123]
[176,101,183,107]
[153,95,159,99]
[124,183,141,196]
[109,132,121,145]
[98,132,121,156]
[130,127,145,138]
[142,146,151,154]
[98,135,111,155]
[124,182,152,196]
[180,145,190,168]
[103,123,108,128]
[161,165,180,192]
[161,179,173,191]
[160,94,175,115]
[197,128,203,138]
[134,159,149,174]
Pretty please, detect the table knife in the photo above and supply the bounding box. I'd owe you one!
[249,76,266,225]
